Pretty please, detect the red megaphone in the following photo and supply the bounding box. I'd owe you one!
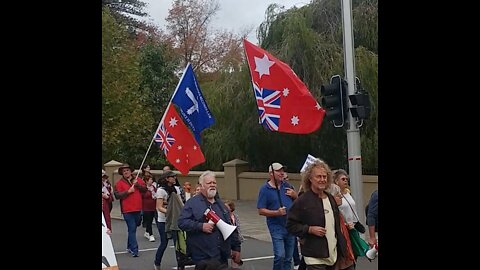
[204,208,237,240]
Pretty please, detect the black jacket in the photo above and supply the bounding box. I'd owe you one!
[286,190,347,259]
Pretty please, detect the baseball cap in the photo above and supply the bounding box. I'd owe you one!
[268,162,285,172]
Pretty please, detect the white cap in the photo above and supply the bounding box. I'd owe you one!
[268,162,285,172]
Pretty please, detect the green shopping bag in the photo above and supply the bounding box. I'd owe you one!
[175,230,194,267]
[348,228,369,257]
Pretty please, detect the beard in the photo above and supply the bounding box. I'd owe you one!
[207,188,217,198]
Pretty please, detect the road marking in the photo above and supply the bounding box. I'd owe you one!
[117,247,274,269]
[171,256,274,269]
[242,256,274,261]
[115,245,175,254]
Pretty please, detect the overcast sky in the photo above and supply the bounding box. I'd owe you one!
[142,0,309,44]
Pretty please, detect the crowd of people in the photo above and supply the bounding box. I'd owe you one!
[102,160,378,270]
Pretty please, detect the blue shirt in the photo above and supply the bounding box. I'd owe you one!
[366,190,378,229]
[257,180,295,228]
[178,193,241,263]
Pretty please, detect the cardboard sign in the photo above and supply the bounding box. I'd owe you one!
[300,154,320,173]
[102,213,119,270]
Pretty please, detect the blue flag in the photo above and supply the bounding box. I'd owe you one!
[172,63,215,143]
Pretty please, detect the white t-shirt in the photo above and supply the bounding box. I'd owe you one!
[304,196,337,265]
[155,188,168,222]
[154,186,183,222]
[338,192,359,224]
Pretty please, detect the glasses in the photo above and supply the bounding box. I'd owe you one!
[340,177,349,181]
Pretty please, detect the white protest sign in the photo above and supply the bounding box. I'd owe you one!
[300,154,320,173]
[102,213,119,270]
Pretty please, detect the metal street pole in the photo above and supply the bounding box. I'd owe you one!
[341,0,365,224]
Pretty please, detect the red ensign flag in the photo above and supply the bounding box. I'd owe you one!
[154,105,205,175]
[243,39,325,134]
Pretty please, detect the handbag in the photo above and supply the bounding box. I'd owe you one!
[354,222,366,234]
[348,227,369,257]
[341,193,366,234]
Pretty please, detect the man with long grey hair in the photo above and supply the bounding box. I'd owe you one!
[286,159,348,270]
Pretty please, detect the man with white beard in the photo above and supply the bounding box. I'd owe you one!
[178,170,242,269]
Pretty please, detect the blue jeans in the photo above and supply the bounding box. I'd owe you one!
[123,211,141,255]
[269,225,295,270]
[154,222,178,266]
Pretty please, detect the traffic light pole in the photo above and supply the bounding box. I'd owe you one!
[341,0,365,224]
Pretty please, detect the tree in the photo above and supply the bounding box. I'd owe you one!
[102,8,155,166]
[354,46,378,173]
[136,32,181,168]
[352,0,378,53]
[102,0,148,32]
[165,0,244,73]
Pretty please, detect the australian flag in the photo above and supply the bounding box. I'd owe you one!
[253,82,281,131]
[172,63,215,143]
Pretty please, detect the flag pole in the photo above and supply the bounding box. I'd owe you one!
[136,63,193,178]
[271,164,284,208]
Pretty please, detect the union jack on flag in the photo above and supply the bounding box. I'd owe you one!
[253,82,281,131]
[154,122,175,155]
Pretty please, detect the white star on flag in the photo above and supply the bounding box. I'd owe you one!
[169,117,178,127]
[193,145,197,150]
[254,54,275,78]
[283,88,289,97]
[176,158,180,163]
[177,145,182,150]
[291,116,299,126]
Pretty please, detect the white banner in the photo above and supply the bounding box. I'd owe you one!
[102,213,119,270]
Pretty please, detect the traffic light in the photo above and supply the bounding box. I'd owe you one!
[348,77,371,119]
[321,75,347,127]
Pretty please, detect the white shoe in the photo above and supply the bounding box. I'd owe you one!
[149,235,155,242]
[293,265,299,270]
[144,232,150,239]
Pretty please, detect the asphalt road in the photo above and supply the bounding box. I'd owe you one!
[110,219,378,270]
